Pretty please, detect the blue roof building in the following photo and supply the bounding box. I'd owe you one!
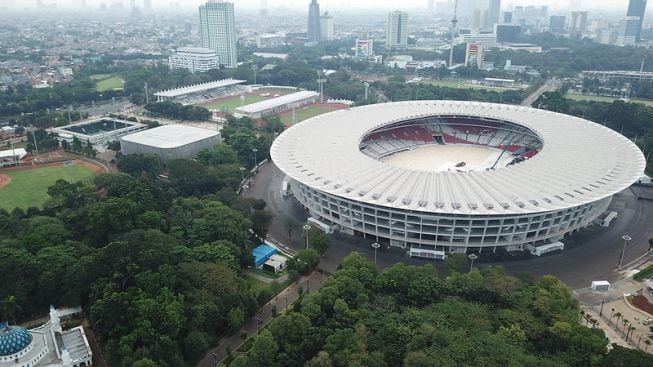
[253,244,277,268]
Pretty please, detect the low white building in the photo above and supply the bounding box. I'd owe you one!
[120,125,221,163]
[169,47,221,73]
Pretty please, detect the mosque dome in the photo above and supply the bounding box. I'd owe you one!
[0,322,33,357]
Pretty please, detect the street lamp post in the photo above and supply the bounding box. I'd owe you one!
[599,298,605,317]
[303,224,311,249]
[468,253,478,273]
[252,148,258,169]
[371,242,381,265]
[240,166,246,182]
[618,235,632,268]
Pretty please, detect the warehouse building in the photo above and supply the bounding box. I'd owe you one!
[120,125,220,163]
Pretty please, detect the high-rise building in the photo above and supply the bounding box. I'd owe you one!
[386,10,409,48]
[617,16,642,45]
[260,0,269,17]
[144,0,151,10]
[486,0,501,28]
[549,15,566,34]
[568,11,588,37]
[428,0,435,14]
[199,0,238,68]
[502,12,512,24]
[320,12,334,41]
[308,0,321,42]
[465,43,484,68]
[626,0,647,42]
[472,9,482,30]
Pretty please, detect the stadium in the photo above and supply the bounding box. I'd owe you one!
[271,101,646,258]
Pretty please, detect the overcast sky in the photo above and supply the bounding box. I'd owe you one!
[1,0,635,12]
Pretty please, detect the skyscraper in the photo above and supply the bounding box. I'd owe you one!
[320,12,334,41]
[386,11,409,48]
[568,11,588,37]
[308,0,321,42]
[143,0,151,10]
[549,15,566,34]
[626,0,648,42]
[485,0,501,28]
[199,0,238,68]
[618,16,642,45]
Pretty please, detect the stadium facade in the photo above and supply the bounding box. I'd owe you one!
[271,101,645,256]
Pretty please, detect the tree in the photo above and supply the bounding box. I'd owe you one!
[248,329,279,367]
[284,217,299,244]
[227,307,245,334]
[310,229,331,256]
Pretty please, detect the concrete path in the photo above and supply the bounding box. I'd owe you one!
[196,272,325,367]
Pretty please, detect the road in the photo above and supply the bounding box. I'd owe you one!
[196,272,325,367]
[247,162,653,289]
[522,79,561,107]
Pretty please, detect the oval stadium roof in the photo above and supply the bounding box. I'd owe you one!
[271,101,646,215]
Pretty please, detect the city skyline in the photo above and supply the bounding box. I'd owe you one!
[4,0,642,12]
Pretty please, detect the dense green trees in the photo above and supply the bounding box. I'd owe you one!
[144,101,211,121]
[232,252,653,367]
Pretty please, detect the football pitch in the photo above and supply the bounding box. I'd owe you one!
[0,164,97,211]
[203,95,268,112]
[94,75,125,92]
[280,105,341,125]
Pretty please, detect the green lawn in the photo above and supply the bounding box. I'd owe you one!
[89,74,113,80]
[565,93,653,106]
[203,95,268,112]
[95,76,125,92]
[281,105,341,125]
[0,164,97,211]
[634,264,653,282]
[419,79,518,91]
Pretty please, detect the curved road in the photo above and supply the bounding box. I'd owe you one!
[247,162,653,289]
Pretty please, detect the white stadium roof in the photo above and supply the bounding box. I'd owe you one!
[153,79,246,98]
[121,125,219,149]
[235,91,319,114]
[271,101,645,215]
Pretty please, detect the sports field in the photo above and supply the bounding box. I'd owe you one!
[419,79,519,91]
[0,164,97,211]
[565,93,653,106]
[280,105,342,125]
[203,95,267,112]
[94,75,125,92]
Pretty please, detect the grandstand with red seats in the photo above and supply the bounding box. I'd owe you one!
[271,101,645,257]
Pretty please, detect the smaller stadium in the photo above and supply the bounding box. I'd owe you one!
[50,118,147,145]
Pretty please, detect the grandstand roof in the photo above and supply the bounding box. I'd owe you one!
[271,101,645,215]
[121,125,219,149]
[235,91,319,114]
[153,79,246,98]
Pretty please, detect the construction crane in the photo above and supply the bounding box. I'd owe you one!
[448,0,458,68]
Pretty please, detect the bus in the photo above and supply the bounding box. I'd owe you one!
[308,217,334,234]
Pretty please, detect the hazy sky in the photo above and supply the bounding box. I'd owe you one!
[3,0,635,12]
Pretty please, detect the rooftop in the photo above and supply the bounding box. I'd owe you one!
[235,91,319,114]
[0,323,32,357]
[121,125,220,149]
[154,79,246,98]
[175,47,217,55]
[271,101,645,215]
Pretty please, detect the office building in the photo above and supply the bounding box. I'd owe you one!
[199,0,238,68]
[308,0,321,42]
[569,11,588,37]
[144,0,151,10]
[169,47,221,73]
[486,0,501,28]
[617,16,642,45]
[502,12,512,24]
[465,43,484,68]
[386,10,409,48]
[549,15,566,34]
[260,0,268,17]
[428,0,435,14]
[320,12,334,41]
[495,24,521,42]
[355,39,374,59]
[626,0,647,41]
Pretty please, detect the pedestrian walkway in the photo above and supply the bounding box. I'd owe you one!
[196,272,325,367]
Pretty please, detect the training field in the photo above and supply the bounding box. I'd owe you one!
[419,79,520,92]
[203,95,268,112]
[280,105,346,125]
[94,75,125,92]
[565,93,653,106]
[0,163,98,211]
